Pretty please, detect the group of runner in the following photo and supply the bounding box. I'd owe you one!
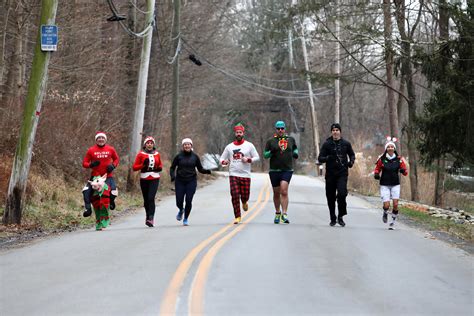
[81,121,407,230]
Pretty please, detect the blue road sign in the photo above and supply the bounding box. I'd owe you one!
[41,25,58,51]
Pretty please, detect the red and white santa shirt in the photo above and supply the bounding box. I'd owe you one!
[132,150,163,180]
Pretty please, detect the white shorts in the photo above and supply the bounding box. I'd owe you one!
[380,185,400,202]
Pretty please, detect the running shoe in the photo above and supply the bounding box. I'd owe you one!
[243,202,249,212]
[382,211,388,223]
[330,220,337,226]
[176,209,184,221]
[274,213,281,224]
[234,217,241,224]
[146,219,154,227]
[183,218,189,226]
[337,217,346,227]
[388,215,396,230]
[281,213,290,224]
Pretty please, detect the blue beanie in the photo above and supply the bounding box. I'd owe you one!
[275,121,286,129]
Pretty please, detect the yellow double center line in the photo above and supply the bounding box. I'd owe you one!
[159,180,270,315]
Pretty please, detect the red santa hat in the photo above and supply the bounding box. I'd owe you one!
[95,131,107,141]
[143,136,155,146]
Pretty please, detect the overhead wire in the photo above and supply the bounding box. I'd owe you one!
[106,0,154,38]
[180,38,332,99]
[129,0,153,14]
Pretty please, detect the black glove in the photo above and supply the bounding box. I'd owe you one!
[374,173,380,180]
[154,166,162,172]
[83,209,92,217]
[400,169,406,174]
[106,164,115,173]
[292,152,299,159]
[90,161,100,168]
[170,175,175,182]
[348,160,354,168]
[204,169,211,174]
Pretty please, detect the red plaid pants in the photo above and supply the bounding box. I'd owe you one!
[229,176,251,218]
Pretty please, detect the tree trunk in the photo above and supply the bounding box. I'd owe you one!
[404,54,419,201]
[433,158,445,206]
[433,0,449,207]
[0,0,12,98]
[382,0,398,138]
[394,0,419,201]
[2,3,24,103]
[3,0,58,225]
[126,0,155,192]
[396,79,406,153]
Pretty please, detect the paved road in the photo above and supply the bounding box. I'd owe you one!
[1,173,472,315]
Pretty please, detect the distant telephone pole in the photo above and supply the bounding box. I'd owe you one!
[334,0,341,124]
[300,26,320,159]
[170,0,181,158]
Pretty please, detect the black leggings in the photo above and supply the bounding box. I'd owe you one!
[140,179,159,220]
[175,178,197,220]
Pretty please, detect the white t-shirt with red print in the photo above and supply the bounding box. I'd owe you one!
[220,140,260,178]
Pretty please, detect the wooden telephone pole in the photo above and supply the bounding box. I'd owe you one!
[3,0,58,224]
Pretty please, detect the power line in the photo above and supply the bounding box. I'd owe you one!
[180,38,333,100]
[106,0,154,38]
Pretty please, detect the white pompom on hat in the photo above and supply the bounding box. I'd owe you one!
[95,132,107,141]
[143,136,155,146]
[384,136,398,150]
[182,138,193,145]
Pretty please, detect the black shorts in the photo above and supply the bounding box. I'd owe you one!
[269,171,293,188]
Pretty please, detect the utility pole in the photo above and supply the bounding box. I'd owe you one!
[300,25,320,159]
[126,0,155,191]
[287,27,300,132]
[334,0,341,124]
[3,0,58,224]
[170,0,181,158]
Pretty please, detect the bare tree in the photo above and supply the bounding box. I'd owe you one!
[382,0,399,139]
[394,0,423,201]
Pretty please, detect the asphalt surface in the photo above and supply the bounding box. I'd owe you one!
[1,173,472,316]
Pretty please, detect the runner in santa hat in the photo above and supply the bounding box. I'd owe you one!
[132,136,163,227]
[82,131,120,217]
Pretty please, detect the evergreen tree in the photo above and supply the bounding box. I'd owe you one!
[416,3,473,165]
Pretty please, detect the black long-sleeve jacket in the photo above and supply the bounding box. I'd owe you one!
[170,151,210,181]
[318,137,355,178]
